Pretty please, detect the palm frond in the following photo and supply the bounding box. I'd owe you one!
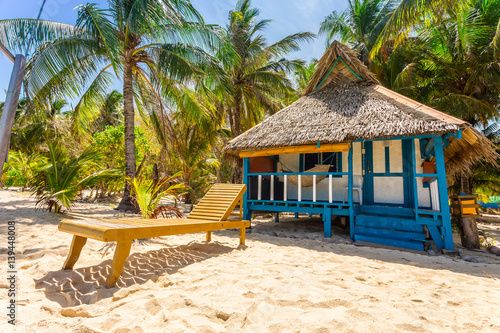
[371,0,466,57]
[265,32,316,58]
[76,3,122,73]
[0,19,75,54]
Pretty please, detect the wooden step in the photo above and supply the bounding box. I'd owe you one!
[355,214,424,233]
[353,226,426,242]
[353,234,425,251]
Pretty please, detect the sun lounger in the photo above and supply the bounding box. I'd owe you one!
[58,184,250,287]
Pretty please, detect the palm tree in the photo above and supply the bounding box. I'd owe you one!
[92,90,124,133]
[385,1,500,126]
[215,0,315,139]
[370,0,465,57]
[30,144,122,213]
[0,0,221,210]
[319,0,397,65]
[294,59,318,92]
[5,98,73,153]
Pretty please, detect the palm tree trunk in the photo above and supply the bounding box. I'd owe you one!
[117,62,137,211]
[232,93,243,183]
[233,94,242,138]
[457,171,479,249]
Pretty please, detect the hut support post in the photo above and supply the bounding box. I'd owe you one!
[324,207,332,237]
[434,135,454,250]
[243,158,251,221]
[348,146,354,239]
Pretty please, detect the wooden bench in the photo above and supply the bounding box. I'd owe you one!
[58,184,250,287]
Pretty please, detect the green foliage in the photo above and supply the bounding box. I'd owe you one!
[129,173,185,219]
[2,151,48,188]
[29,145,122,213]
[0,0,222,140]
[3,170,25,187]
[91,125,150,196]
[319,0,397,63]
[93,125,150,171]
[376,0,500,126]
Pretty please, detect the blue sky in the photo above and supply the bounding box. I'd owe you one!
[0,0,346,103]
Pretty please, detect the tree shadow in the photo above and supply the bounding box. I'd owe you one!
[34,241,235,308]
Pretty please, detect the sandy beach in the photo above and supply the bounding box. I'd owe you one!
[1,189,499,333]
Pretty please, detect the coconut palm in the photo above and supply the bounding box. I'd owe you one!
[5,98,74,154]
[214,0,315,138]
[0,0,221,210]
[319,0,397,65]
[370,0,465,56]
[387,1,500,126]
[30,144,122,213]
[294,59,318,92]
[92,90,124,133]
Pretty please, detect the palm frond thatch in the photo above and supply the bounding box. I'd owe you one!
[304,41,379,94]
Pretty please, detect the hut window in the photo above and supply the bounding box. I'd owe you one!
[303,152,338,172]
[304,153,319,170]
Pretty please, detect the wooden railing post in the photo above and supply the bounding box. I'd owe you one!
[313,175,317,202]
[243,158,251,220]
[298,174,302,202]
[258,175,262,201]
[284,175,288,201]
[329,174,333,203]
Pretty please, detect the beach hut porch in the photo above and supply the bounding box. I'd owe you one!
[242,135,456,251]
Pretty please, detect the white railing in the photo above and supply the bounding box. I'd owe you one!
[248,172,348,204]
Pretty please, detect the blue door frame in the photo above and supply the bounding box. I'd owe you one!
[362,141,374,205]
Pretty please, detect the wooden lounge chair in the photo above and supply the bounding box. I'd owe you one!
[58,184,250,288]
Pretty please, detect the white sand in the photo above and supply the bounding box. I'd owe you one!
[0,189,499,333]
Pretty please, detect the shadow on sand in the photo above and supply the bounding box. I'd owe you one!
[34,241,236,308]
[215,216,500,279]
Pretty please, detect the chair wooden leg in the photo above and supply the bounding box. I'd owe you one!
[105,240,132,288]
[206,231,212,242]
[63,235,87,270]
[239,227,246,245]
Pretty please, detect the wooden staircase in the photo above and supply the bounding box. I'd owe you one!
[353,207,428,251]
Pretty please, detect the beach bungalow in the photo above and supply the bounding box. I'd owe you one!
[225,42,497,251]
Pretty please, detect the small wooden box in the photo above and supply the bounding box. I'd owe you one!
[450,195,481,217]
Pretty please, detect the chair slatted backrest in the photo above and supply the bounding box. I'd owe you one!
[187,184,246,222]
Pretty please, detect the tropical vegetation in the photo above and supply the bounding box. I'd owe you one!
[0,0,499,219]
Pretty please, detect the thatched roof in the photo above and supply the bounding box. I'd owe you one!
[225,41,498,174]
[304,40,380,93]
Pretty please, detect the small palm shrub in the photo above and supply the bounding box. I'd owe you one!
[30,145,122,213]
[3,151,48,189]
[129,173,185,219]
